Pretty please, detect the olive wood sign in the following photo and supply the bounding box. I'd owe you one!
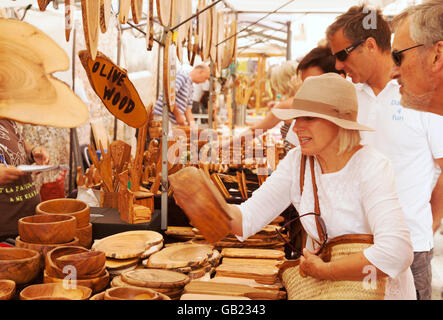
[79,50,148,128]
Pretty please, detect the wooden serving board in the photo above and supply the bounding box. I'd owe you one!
[105,257,139,271]
[81,0,100,61]
[215,264,279,285]
[146,244,213,269]
[221,248,286,260]
[121,269,190,289]
[92,230,163,259]
[183,280,285,300]
[221,257,284,267]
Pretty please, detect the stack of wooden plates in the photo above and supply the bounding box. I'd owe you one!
[164,226,196,242]
[91,230,163,277]
[143,243,219,281]
[110,268,190,300]
[43,246,109,294]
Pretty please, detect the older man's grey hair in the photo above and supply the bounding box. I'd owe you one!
[392,0,443,47]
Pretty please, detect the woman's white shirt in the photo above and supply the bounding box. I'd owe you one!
[237,145,416,299]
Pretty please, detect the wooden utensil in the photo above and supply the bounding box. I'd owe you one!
[146,244,213,269]
[163,31,176,112]
[0,280,15,300]
[119,0,131,24]
[210,173,231,199]
[156,0,172,27]
[105,257,139,271]
[38,0,52,11]
[76,222,93,249]
[18,214,77,245]
[20,283,92,300]
[215,263,279,284]
[0,247,41,285]
[81,0,100,61]
[99,0,111,33]
[65,0,73,41]
[131,0,143,24]
[145,0,154,50]
[45,246,89,278]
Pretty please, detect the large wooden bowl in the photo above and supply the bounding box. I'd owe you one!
[55,250,106,276]
[0,279,16,300]
[104,286,161,300]
[0,247,41,285]
[20,283,92,300]
[18,214,77,244]
[76,223,92,248]
[36,198,90,228]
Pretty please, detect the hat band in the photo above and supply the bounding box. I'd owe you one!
[292,99,357,121]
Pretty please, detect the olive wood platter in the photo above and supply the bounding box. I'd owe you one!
[121,268,190,289]
[146,243,213,269]
[81,0,100,61]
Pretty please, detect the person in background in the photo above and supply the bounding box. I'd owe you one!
[153,64,210,127]
[390,0,443,117]
[326,5,443,300]
[0,119,50,242]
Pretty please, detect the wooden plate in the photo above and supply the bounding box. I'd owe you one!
[81,0,100,61]
[121,269,190,289]
[146,243,213,269]
[169,167,232,243]
[163,31,176,112]
[156,0,171,27]
[131,0,143,24]
[92,230,163,259]
[0,280,15,300]
[118,0,131,24]
[145,0,154,51]
[99,0,112,34]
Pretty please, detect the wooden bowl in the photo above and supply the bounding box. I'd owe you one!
[0,247,41,285]
[43,269,110,294]
[104,287,161,300]
[55,250,106,276]
[76,223,92,248]
[0,279,16,300]
[36,198,90,228]
[15,236,79,268]
[18,214,77,244]
[20,283,92,300]
[90,291,105,300]
[45,246,89,278]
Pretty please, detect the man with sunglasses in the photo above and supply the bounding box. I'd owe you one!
[326,5,443,300]
[390,0,443,117]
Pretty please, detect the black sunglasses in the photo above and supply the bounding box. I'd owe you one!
[333,39,366,61]
[276,212,328,258]
[391,44,424,66]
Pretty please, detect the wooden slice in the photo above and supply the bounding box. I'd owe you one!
[81,0,100,61]
[99,0,111,34]
[131,0,143,24]
[221,248,285,260]
[121,269,190,289]
[65,0,73,41]
[92,230,163,259]
[163,31,176,112]
[145,0,154,51]
[119,0,131,24]
[156,0,172,27]
[146,244,213,269]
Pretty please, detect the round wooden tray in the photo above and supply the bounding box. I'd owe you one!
[121,268,190,289]
[81,0,100,61]
[146,243,213,269]
[92,230,163,259]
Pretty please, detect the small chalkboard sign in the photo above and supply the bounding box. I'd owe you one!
[79,50,148,128]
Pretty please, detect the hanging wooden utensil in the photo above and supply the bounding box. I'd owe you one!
[163,31,176,112]
[65,0,73,42]
[145,0,154,51]
[81,0,100,61]
[156,0,172,27]
[38,0,52,11]
[202,4,212,62]
[119,0,131,24]
[99,0,111,34]
[209,6,217,63]
[131,0,143,24]
[197,0,205,59]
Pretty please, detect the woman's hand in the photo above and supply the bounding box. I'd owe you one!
[299,248,329,279]
[31,146,50,165]
[0,164,26,184]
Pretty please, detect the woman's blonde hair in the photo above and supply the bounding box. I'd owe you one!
[270,61,300,98]
[337,127,361,155]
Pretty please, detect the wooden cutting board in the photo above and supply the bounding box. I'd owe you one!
[183,280,285,300]
[92,230,163,259]
[221,248,286,260]
[119,0,131,24]
[221,257,284,267]
[146,244,213,269]
[121,269,190,289]
[81,0,100,61]
[156,0,172,27]
[215,263,279,284]
[99,0,111,34]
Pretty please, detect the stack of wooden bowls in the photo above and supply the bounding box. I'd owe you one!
[35,198,92,248]
[110,268,190,300]
[15,214,79,267]
[0,247,41,286]
[143,243,220,282]
[0,279,16,300]
[19,283,92,300]
[43,246,109,294]
[91,230,164,278]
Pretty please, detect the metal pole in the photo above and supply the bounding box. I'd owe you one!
[160,32,169,231]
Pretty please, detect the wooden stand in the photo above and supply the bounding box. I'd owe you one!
[118,171,152,224]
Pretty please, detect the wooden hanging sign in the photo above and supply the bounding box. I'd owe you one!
[79,50,148,128]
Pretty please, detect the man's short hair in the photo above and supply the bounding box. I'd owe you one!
[297,46,346,76]
[391,0,443,48]
[326,5,392,52]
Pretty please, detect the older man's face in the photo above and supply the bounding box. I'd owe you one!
[391,17,437,112]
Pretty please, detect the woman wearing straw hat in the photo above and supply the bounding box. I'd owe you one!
[227,73,416,299]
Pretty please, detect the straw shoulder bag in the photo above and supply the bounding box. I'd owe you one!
[278,155,386,300]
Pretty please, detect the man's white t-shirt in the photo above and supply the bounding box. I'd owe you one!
[355,80,443,252]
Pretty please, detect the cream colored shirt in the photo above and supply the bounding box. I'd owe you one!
[237,146,416,299]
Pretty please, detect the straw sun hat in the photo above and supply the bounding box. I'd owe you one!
[272,73,373,131]
[0,18,88,128]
